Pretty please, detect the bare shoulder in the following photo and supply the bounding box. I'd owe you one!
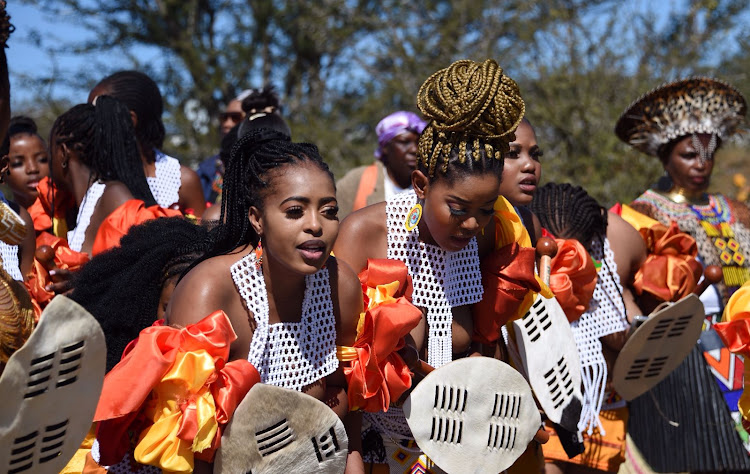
[180,165,201,187]
[166,252,242,328]
[333,202,387,274]
[100,181,134,214]
[606,211,646,275]
[327,256,364,347]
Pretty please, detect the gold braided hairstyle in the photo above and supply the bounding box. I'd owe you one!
[416,59,525,177]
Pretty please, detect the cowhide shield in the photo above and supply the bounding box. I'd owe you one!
[404,357,541,474]
[215,383,349,474]
[0,296,106,474]
[513,295,583,432]
[612,294,705,401]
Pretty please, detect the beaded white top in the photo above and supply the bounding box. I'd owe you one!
[386,190,484,368]
[68,181,106,253]
[147,151,181,209]
[230,251,339,392]
[0,241,22,281]
[571,237,629,434]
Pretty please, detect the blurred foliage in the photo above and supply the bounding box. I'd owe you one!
[14,0,750,206]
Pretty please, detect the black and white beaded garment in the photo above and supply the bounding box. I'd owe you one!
[571,237,629,434]
[386,190,484,368]
[230,251,338,392]
[90,440,160,473]
[147,150,181,209]
[68,181,106,252]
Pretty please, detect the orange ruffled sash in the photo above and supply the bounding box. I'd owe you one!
[338,259,422,412]
[94,311,259,473]
[27,176,74,236]
[548,238,597,323]
[715,282,750,426]
[92,199,182,256]
[473,196,552,343]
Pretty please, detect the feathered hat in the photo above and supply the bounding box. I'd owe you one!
[615,77,747,158]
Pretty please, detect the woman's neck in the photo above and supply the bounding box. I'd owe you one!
[68,162,97,207]
[261,246,307,322]
[659,186,709,206]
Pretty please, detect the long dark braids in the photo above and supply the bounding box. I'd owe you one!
[70,217,211,372]
[50,95,157,206]
[91,70,165,163]
[199,128,332,263]
[530,182,608,251]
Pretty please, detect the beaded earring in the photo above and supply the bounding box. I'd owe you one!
[404,202,422,231]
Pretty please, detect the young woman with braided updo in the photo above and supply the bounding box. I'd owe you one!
[333,59,540,472]
[88,71,206,217]
[530,183,645,474]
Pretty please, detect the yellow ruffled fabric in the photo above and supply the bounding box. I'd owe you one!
[135,350,219,473]
[618,203,660,232]
[719,281,750,423]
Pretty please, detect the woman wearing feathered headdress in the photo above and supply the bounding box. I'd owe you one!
[617,77,750,473]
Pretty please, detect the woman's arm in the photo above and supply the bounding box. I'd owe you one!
[18,206,35,279]
[179,165,207,217]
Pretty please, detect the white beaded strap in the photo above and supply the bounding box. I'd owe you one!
[68,181,106,252]
[571,237,628,435]
[385,190,483,369]
[147,151,181,209]
[0,241,22,281]
[230,251,339,392]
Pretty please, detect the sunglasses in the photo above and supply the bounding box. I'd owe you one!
[219,112,244,123]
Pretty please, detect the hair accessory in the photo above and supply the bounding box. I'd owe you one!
[691,133,717,165]
[615,77,747,157]
[404,202,422,231]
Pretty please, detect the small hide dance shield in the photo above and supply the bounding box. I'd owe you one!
[404,357,541,474]
[513,295,583,432]
[612,294,705,401]
[0,296,106,473]
[0,200,27,246]
[215,383,349,474]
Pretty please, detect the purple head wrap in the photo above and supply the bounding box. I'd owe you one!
[374,111,428,159]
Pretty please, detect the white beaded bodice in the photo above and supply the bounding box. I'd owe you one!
[0,241,22,281]
[230,251,338,392]
[385,190,484,368]
[147,151,181,209]
[68,181,106,253]
[571,237,629,434]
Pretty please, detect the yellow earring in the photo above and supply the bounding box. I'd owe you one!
[405,202,422,231]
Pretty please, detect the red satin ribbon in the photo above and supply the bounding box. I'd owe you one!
[473,243,542,344]
[27,177,75,233]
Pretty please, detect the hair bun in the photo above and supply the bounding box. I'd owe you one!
[8,116,38,136]
[241,86,282,114]
[417,59,524,140]
[231,127,290,162]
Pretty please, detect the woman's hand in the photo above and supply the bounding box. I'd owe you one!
[45,268,75,295]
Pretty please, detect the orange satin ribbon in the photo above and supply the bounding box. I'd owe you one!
[25,231,90,316]
[473,242,547,344]
[338,258,422,412]
[94,311,259,472]
[548,238,597,323]
[92,200,182,256]
[633,221,701,302]
[27,176,74,236]
[715,281,750,424]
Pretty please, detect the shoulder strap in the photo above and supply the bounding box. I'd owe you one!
[352,163,379,212]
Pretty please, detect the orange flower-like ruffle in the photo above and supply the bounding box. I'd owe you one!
[633,221,702,303]
[94,311,259,473]
[27,176,74,236]
[548,238,597,323]
[92,199,182,256]
[338,259,422,412]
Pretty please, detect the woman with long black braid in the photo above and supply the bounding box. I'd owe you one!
[530,183,645,474]
[88,71,206,217]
